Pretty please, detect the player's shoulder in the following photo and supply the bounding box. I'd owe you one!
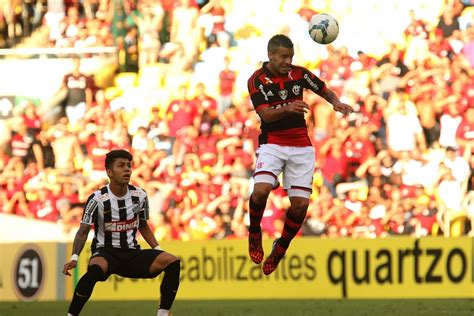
[291,64,313,75]
[84,187,104,205]
[248,67,265,84]
[90,186,111,203]
[128,184,147,197]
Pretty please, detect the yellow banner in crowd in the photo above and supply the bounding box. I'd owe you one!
[80,237,473,300]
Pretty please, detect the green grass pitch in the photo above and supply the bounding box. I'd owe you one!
[0,299,472,316]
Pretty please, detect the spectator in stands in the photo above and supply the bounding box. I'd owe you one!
[123,26,139,72]
[59,57,94,125]
[28,187,59,222]
[191,82,218,118]
[170,0,200,66]
[384,94,426,158]
[2,0,24,47]
[31,129,55,172]
[57,6,85,48]
[413,87,441,148]
[133,3,163,68]
[377,46,409,78]
[218,56,237,114]
[10,120,34,169]
[404,9,428,40]
[318,137,349,197]
[440,103,464,148]
[50,118,83,173]
[166,85,198,143]
[437,7,461,38]
[22,101,42,137]
[436,163,467,236]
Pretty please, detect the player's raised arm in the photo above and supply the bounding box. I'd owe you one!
[317,87,353,115]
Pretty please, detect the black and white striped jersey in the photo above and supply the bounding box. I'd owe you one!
[81,184,149,251]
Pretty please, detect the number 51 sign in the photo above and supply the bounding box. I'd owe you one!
[0,243,59,302]
[13,246,45,301]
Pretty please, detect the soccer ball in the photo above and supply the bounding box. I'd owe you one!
[308,13,339,44]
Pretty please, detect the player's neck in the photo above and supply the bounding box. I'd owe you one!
[108,182,128,197]
[265,63,278,76]
[265,62,286,77]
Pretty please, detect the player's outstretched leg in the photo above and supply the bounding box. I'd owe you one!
[248,195,266,264]
[263,207,306,275]
[68,265,106,315]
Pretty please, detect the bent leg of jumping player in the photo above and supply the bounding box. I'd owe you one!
[248,182,273,264]
[262,146,314,275]
[262,196,309,275]
[248,144,285,264]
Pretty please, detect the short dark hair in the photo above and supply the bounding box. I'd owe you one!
[105,149,133,169]
[267,34,293,53]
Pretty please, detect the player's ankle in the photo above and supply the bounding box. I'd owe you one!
[157,309,170,316]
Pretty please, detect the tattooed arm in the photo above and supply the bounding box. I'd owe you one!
[63,224,91,276]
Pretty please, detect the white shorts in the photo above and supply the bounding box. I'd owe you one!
[254,144,315,198]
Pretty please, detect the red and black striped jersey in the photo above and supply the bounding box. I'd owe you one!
[81,184,149,251]
[248,62,326,147]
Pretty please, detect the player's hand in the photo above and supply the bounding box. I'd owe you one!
[332,102,353,115]
[63,260,77,276]
[286,100,309,114]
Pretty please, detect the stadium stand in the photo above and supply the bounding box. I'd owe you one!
[0,0,473,241]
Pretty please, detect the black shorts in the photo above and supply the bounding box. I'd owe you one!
[90,247,164,279]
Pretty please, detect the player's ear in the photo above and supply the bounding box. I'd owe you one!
[106,168,113,178]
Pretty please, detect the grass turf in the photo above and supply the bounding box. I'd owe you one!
[0,299,473,316]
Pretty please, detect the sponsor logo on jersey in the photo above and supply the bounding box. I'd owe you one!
[264,77,273,84]
[130,190,142,197]
[98,193,109,202]
[304,74,320,91]
[292,85,301,95]
[259,84,269,101]
[278,90,288,100]
[104,217,139,232]
[132,203,141,215]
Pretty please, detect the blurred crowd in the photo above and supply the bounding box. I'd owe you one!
[0,0,474,240]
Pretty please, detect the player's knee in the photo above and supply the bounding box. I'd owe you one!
[164,257,181,274]
[165,258,180,273]
[87,264,107,282]
[290,200,309,214]
[164,259,181,284]
[251,187,271,203]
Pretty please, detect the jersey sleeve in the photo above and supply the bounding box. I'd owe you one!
[248,74,270,111]
[301,67,326,95]
[81,193,98,225]
[139,195,150,220]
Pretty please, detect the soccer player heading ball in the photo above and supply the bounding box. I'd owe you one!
[247,34,353,275]
[63,150,180,316]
